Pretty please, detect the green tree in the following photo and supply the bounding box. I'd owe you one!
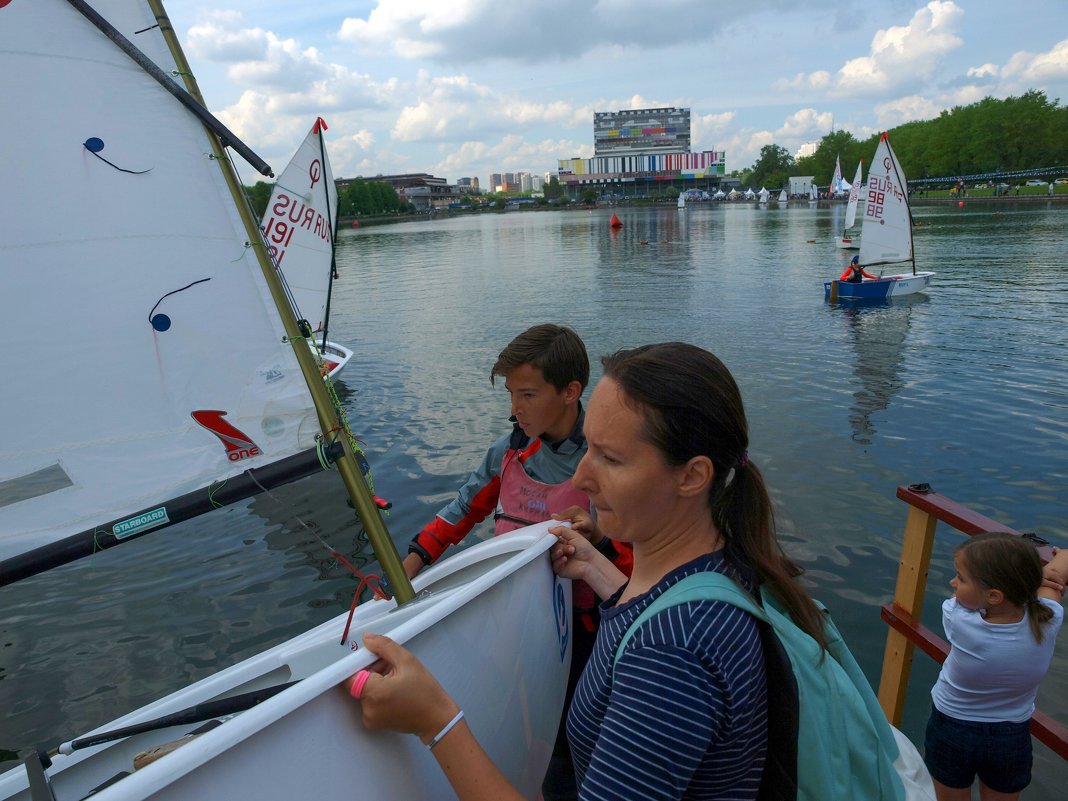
[244,181,274,218]
[543,176,564,199]
[748,145,794,190]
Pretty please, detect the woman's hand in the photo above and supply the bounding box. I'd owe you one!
[343,633,459,745]
[549,521,600,582]
[551,505,603,545]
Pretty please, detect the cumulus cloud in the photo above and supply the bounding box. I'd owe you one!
[777,1,964,98]
[1000,38,1068,85]
[337,0,835,64]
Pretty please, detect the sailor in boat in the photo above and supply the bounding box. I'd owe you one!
[347,342,831,801]
[398,323,632,800]
[841,255,878,283]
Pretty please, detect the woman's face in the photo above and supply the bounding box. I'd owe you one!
[572,377,683,544]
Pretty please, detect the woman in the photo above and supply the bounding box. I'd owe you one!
[345,342,827,800]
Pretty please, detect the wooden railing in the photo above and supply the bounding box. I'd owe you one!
[877,484,1068,760]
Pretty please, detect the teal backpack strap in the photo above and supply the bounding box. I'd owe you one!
[612,571,767,675]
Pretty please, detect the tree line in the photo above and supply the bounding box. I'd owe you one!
[744,91,1068,190]
[245,177,411,219]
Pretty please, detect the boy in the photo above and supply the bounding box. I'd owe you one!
[402,323,631,800]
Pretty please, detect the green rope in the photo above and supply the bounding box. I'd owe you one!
[207,479,226,509]
[308,339,382,505]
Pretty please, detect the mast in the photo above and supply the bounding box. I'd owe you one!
[147,0,414,604]
[316,119,339,353]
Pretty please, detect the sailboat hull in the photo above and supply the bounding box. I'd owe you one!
[825,272,935,300]
[316,340,354,378]
[0,527,569,801]
[834,236,861,250]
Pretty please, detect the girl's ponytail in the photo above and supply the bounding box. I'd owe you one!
[1026,596,1054,644]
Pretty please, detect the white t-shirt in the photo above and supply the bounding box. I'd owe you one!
[931,596,1063,722]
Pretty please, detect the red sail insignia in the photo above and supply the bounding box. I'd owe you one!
[191,410,262,461]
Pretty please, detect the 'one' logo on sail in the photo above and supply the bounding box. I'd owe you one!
[191,410,262,462]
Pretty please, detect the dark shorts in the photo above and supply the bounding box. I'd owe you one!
[924,705,1033,793]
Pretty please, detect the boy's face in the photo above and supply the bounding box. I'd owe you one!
[504,363,578,442]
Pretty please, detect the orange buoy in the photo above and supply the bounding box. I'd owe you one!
[609,213,623,228]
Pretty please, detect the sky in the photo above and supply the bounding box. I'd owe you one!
[165,0,1068,189]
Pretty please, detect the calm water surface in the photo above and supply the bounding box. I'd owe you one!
[2,202,1066,795]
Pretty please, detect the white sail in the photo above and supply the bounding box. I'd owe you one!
[830,154,843,197]
[859,134,913,267]
[263,119,338,336]
[844,160,864,230]
[677,191,686,209]
[809,183,818,201]
[778,189,787,202]
[0,0,318,561]
[758,187,769,203]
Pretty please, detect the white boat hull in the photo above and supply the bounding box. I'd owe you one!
[835,236,861,250]
[315,339,354,379]
[0,527,570,801]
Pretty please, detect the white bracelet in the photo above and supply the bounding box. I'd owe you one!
[427,709,464,750]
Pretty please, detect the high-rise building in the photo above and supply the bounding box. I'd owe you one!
[594,107,691,157]
[557,106,724,194]
[489,173,502,193]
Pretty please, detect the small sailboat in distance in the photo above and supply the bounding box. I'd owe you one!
[826,132,935,301]
[835,160,863,250]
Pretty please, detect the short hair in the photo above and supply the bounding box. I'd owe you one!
[491,324,589,392]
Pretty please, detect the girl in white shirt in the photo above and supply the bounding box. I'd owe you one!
[925,533,1068,801]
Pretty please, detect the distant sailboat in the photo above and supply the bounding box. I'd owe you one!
[262,118,353,378]
[778,189,788,203]
[826,132,935,300]
[835,160,864,250]
[830,154,844,198]
[809,182,818,203]
[677,191,686,210]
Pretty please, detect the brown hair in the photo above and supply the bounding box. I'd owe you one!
[956,532,1053,643]
[601,342,827,649]
[491,324,589,392]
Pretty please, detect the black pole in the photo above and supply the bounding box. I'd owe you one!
[0,443,342,587]
[317,122,339,353]
[64,0,273,177]
[60,681,298,754]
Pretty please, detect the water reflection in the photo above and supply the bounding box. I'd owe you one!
[833,295,928,444]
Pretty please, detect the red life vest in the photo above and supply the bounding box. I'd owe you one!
[494,445,590,535]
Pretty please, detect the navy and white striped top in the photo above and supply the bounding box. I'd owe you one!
[567,551,768,801]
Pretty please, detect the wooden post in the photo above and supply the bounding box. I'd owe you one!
[829,279,839,302]
[878,504,938,724]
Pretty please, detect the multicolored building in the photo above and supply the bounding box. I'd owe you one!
[558,107,725,193]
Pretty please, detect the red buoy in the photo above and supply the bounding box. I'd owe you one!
[609,213,623,228]
[352,219,360,228]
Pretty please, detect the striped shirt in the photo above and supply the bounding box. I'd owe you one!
[567,551,768,801]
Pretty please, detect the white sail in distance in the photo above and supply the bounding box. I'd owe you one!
[830,154,843,197]
[0,0,318,561]
[263,119,339,336]
[859,134,913,267]
[844,160,863,230]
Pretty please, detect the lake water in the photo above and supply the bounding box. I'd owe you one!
[2,201,1066,796]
